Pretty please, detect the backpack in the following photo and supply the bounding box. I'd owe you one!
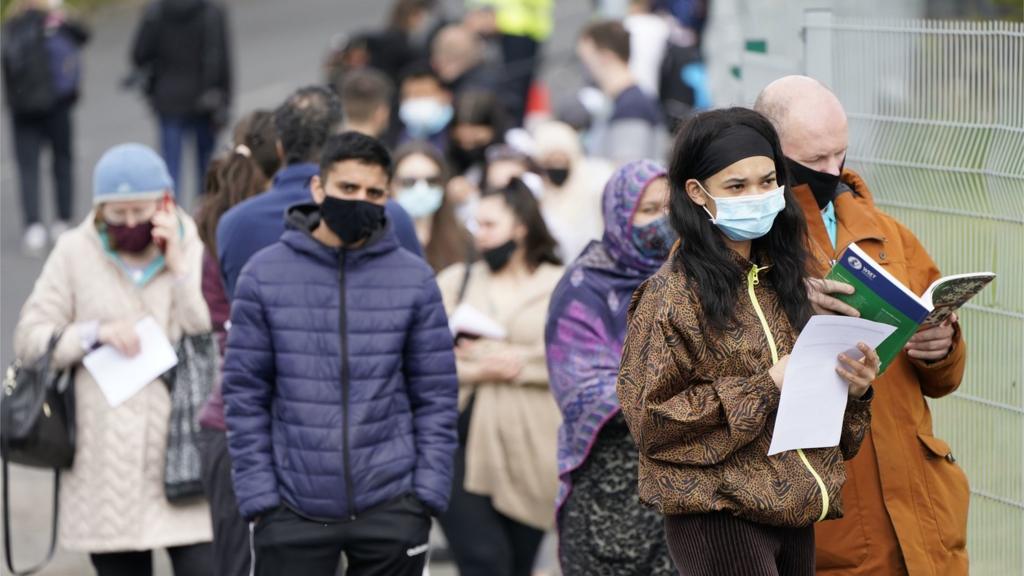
[46,28,82,100]
[1,11,56,114]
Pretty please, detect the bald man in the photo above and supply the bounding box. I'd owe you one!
[756,76,969,576]
[431,25,499,97]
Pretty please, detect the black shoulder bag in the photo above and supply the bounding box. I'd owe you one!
[1,331,76,575]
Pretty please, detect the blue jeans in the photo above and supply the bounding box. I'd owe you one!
[159,114,216,206]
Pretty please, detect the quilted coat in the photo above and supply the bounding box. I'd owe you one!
[222,204,458,521]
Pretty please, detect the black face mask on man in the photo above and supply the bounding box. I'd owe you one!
[786,157,845,210]
[545,167,571,188]
[320,196,386,246]
[482,239,517,272]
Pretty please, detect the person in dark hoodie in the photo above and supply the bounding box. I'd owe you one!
[222,131,459,576]
[215,85,423,298]
[130,0,232,205]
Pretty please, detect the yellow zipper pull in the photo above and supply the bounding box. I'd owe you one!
[748,264,760,286]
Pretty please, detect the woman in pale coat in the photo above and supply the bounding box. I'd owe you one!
[14,143,213,576]
[436,178,564,576]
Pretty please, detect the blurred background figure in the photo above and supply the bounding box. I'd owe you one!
[623,0,670,98]
[195,110,281,576]
[576,19,666,165]
[397,62,454,151]
[339,67,394,142]
[531,120,612,262]
[432,24,500,98]
[446,89,509,228]
[391,141,473,272]
[2,0,90,256]
[13,143,214,576]
[546,160,676,576]
[130,0,233,209]
[436,178,563,576]
[463,0,553,127]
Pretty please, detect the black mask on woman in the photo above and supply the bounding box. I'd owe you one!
[545,167,571,188]
[482,239,517,272]
[786,157,845,210]
[450,144,488,174]
[320,197,386,246]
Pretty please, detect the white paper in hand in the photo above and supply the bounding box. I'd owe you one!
[448,303,507,340]
[83,316,179,408]
[767,316,896,456]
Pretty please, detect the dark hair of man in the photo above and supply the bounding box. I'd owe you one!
[319,131,393,181]
[451,89,508,134]
[481,178,562,271]
[667,107,813,333]
[399,61,446,92]
[232,110,280,180]
[198,110,278,259]
[340,69,394,123]
[579,20,631,63]
[393,141,471,272]
[389,0,436,32]
[274,85,343,166]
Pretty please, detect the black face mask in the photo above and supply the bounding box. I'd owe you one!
[319,197,386,246]
[482,239,517,272]
[450,144,488,174]
[545,167,571,188]
[786,157,845,210]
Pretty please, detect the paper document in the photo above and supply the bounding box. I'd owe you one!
[83,316,179,408]
[767,316,896,456]
[448,303,507,340]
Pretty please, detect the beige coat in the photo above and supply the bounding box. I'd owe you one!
[437,261,564,530]
[14,210,212,553]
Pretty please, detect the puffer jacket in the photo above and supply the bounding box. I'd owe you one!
[616,252,873,528]
[223,204,458,521]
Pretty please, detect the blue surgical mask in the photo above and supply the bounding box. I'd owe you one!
[399,98,454,138]
[397,179,444,219]
[631,216,677,260]
[699,183,786,241]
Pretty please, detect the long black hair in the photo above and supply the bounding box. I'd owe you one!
[668,107,813,333]
[482,177,562,270]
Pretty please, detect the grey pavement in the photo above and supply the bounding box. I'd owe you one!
[0,0,586,574]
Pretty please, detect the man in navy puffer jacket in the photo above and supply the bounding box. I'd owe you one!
[223,132,458,575]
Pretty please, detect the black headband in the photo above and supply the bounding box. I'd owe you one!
[693,125,776,181]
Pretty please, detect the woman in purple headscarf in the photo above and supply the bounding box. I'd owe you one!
[545,160,676,575]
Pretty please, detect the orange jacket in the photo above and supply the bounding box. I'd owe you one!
[795,170,970,576]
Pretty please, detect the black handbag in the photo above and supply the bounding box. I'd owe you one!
[1,331,76,575]
[164,333,217,502]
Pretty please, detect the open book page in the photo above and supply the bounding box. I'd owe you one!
[921,272,996,328]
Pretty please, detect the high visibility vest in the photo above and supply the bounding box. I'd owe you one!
[470,0,553,41]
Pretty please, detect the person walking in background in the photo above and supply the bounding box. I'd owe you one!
[222,132,458,575]
[431,25,500,98]
[756,75,970,576]
[13,143,213,576]
[530,120,613,262]
[397,62,454,151]
[435,178,563,576]
[576,20,666,165]
[464,0,553,126]
[446,89,509,228]
[391,141,473,272]
[131,0,232,207]
[546,160,676,576]
[2,0,89,255]
[194,109,281,576]
[339,68,394,143]
[216,86,422,299]
[616,108,879,575]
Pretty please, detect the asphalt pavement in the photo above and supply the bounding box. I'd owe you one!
[0,1,587,574]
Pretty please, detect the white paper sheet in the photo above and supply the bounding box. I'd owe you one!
[83,316,179,408]
[767,316,896,456]
[448,303,507,340]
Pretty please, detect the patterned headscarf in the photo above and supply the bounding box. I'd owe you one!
[599,159,669,275]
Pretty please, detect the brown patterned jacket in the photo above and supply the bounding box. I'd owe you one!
[616,256,873,528]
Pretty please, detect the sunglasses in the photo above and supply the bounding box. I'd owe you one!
[397,176,444,189]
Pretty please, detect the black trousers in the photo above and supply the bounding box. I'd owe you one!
[198,428,250,576]
[90,543,213,576]
[500,34,541,126]
[438,442,545,576]
[11,102,74,226]
[664,512,815,576]
[253,495,431,576]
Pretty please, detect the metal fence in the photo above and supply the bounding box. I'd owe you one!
[804,12,1024,575]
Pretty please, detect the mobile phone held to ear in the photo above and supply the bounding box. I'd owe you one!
[154,192,175,253]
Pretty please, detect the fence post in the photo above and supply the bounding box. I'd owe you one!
[803,8,834,88]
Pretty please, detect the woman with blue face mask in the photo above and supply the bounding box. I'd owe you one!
[391,141,472,272]
[616,108,881,576]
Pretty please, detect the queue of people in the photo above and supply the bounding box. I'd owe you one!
[6,0,972,574]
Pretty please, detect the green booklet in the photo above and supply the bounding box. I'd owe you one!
[825,243,995,373]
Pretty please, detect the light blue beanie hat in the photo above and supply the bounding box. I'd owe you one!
[93,143,174,205]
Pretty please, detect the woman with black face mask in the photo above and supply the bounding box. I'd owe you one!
[435,178,563,576]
